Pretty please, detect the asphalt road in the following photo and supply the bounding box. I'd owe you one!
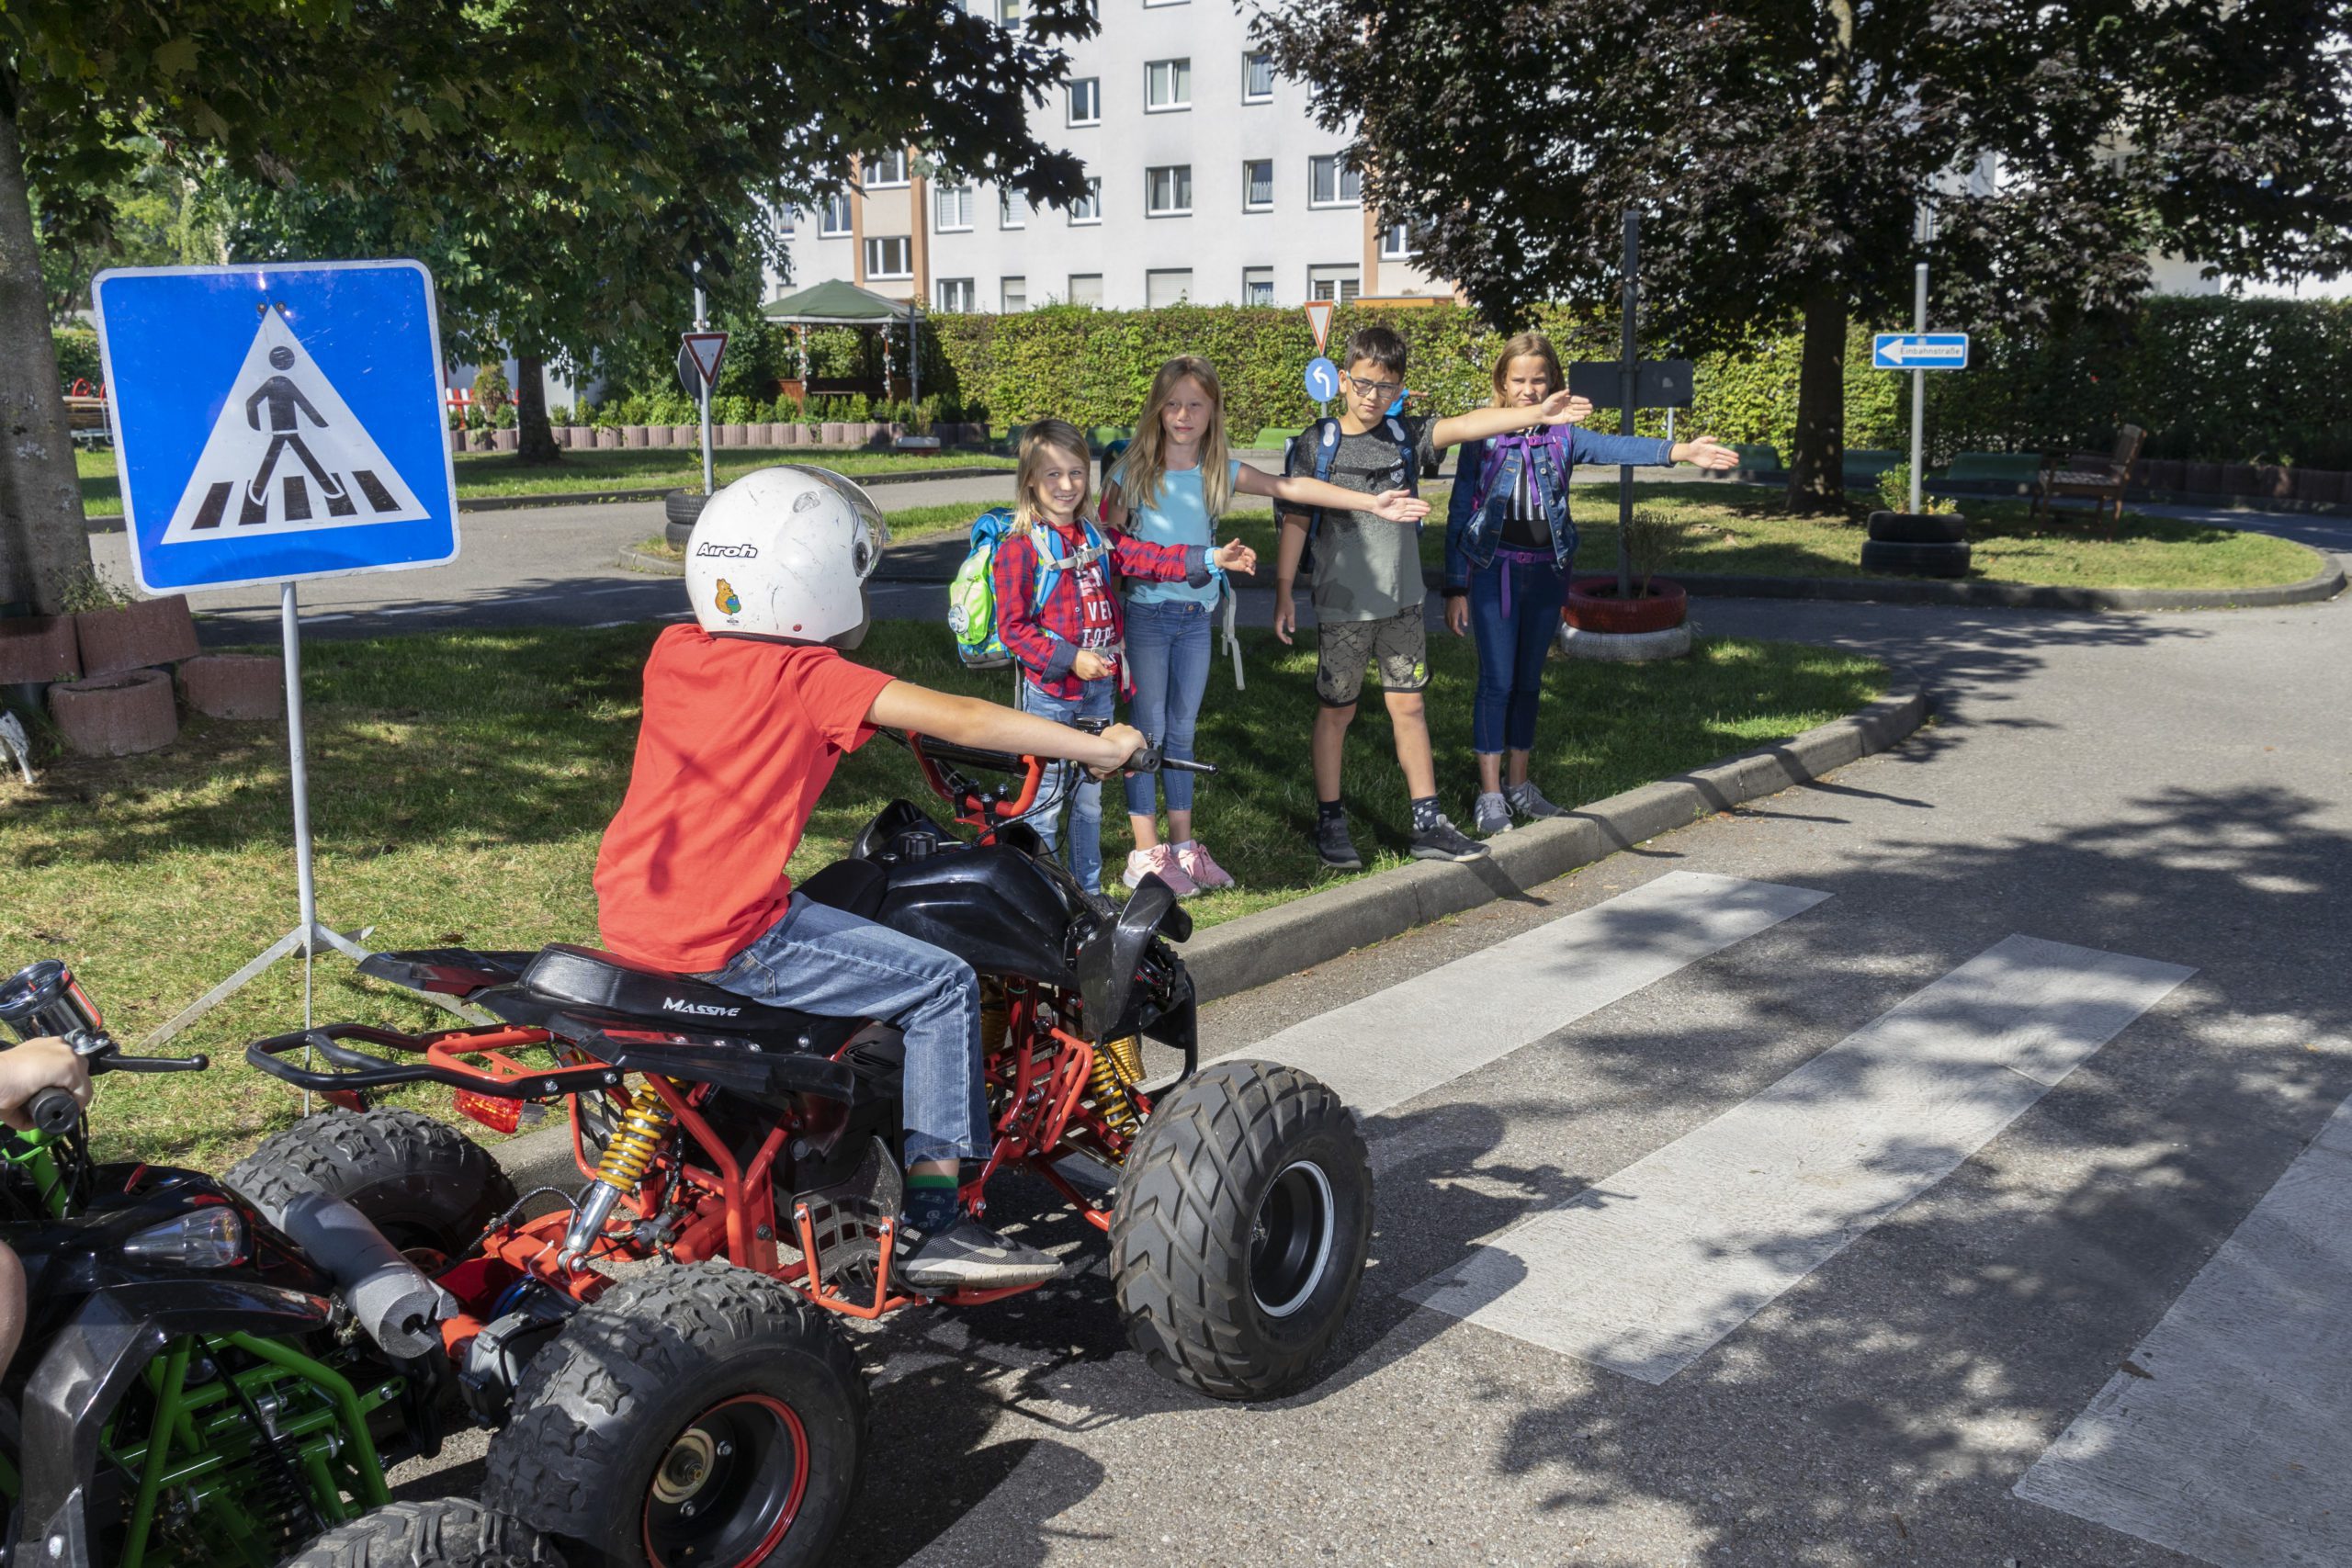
[271,481,2352,1565]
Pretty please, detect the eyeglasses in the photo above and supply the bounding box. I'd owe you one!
[1343,371,1404,400]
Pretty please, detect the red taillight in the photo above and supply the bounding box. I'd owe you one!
[454,1089,522,1134]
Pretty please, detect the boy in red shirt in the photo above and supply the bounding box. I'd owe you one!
[594,467,1145,1289]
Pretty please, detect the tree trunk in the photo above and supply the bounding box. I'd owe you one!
[1786,280,1849,514]
[0,103,94,615]
[514,351,560,464]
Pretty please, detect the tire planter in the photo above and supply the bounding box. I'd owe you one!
[1557,623,1695,662]
[663,490,708,551]
[1866,509,1969,545]
[1860,539,1972,579]
[1564,576,1688,635]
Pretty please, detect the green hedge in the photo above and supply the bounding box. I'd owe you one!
[52,329,102,388]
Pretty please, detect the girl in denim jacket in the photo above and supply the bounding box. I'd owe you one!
[1442,332,1738,835]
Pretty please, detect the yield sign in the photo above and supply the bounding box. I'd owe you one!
[682,331,729,389]
[1303,299,1336,355]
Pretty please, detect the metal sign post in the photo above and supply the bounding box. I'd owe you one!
[90,260,471,1057]
[693,264,714,498]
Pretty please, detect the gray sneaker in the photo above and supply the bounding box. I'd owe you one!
[897,1217,1063,1291]
[1507,781,1568,820]
[1410,814,1490,863]
[1314,814,1364,872]
[1473,791,1512,836]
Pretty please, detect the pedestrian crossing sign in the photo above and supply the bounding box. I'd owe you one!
[92,259,461,594]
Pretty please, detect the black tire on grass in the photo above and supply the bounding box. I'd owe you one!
[1109,1059,1371,1401]
[228,1107,518,1266]
[281,1499,564,1568]
[1866,510,1969,545]
[663,489,707,550]
[1860,538,1973,578]
[481,1262,867,1568]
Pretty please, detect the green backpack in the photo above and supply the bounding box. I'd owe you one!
[947,507,1108,670]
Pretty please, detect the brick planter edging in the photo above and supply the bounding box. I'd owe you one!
[1176,680,1930,1003]
[50,668,179,757]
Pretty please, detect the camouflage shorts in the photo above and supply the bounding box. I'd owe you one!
[1315,607,1430,706]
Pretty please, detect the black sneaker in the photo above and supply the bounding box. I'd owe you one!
[897,1217,1062,1291]
[1314,814,1364,872]
[1410,814,1490,863]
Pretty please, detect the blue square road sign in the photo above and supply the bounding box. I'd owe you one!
[91,260,462,596]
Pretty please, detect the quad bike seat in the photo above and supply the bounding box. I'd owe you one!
[521,945,814,1032]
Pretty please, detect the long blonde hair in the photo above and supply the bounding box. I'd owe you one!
[1111,356,1233,525]
[1490,331,1566,407]
[1012,418,1092,529]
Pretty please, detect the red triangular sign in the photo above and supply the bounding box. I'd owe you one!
[683,331,729,388]
[1303,299,1336,354]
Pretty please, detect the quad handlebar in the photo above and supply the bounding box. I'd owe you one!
[900,720,1214,838]
[0,959,206,1134]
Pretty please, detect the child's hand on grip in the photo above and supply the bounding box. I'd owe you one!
[1091,722,1146,779]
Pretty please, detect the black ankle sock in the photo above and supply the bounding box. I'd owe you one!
[1410,795,1442,832]
[904,1170,960,1234]
[1317,798,1346,825]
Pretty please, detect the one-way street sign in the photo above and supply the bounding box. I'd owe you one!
[1873,333,1970,370]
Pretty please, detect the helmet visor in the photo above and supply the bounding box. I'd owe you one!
[801,466,890,581]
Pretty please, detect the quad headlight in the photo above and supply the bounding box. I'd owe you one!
[122,1207,247,1269]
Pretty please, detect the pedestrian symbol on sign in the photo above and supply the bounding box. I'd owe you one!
[159,303,430,546]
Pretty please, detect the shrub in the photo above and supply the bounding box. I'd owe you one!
[52,329,102,389]
[472,362,512,412]
[548,403,573,425]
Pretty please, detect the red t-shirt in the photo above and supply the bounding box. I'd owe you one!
[594,626,896,973]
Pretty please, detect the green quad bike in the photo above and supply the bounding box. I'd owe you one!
[0,959,555,1568]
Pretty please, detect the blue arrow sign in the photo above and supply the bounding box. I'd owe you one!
[91,260,461,596]
[1872,333,1970,370]
[1304,355,1340,401]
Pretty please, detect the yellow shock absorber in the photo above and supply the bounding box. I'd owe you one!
[1087,1037,1146,1143]
[594,1080,677,1190]
[978,981,1009,1058]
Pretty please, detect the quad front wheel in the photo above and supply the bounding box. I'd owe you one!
[481,1262,867,1568]
[1110,1059,1371,1400]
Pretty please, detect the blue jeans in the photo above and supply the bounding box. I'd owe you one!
[1016,675,1114,892]
[697,893,988,1166]
[1468,551,1565,755]
[1120,598,1212,818]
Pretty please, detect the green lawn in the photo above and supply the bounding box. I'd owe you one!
[75,446,1014,516]
[4,619,1882,1168]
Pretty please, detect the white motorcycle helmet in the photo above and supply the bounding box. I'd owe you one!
[684,466,889,649]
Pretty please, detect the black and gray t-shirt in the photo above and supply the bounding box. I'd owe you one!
[1283,416,1443,622]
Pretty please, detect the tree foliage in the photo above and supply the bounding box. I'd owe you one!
[1253,0,2352,508]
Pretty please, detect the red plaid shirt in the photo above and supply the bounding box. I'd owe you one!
[992,518,1206,699]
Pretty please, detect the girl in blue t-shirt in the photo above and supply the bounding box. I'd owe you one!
[1104,355,1428,895]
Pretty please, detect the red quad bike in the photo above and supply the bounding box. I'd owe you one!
[234,731,1373,1568]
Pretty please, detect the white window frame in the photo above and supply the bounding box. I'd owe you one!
[820,192,853,237]
[865,149,909,188]
[996,0,1023,23]
[1069,176,1102,225]
[1242,267,1275,306]
[1001,275,1028,312]
[936,277,976,311]
[1307,265,1360,303]
[1146,164,1193,218]
[1308,154,1360,209]
[864,236,913,279]
[1242,51,1274,103]
[1242,159,1273,212]
[1145,58,1192,113]
[999,189,1027,229]
[1068,273,1103,307]
[934,184,974,232]
[1379,220,1419,259]
[1068,77,1101,126]
[1142,0,1186,6]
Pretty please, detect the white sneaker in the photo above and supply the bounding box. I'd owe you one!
[1123,844,1199,897]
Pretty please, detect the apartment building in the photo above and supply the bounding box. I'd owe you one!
[773,1,1451,313]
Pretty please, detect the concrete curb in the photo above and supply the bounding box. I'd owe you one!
[617,547,684,576]
[1668,562,2346,612]
[458,464,1012,513]
[1173,681,1932,1003]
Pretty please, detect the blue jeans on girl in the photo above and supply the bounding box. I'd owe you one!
[1468,549,1565,755]
[1016,674,1114,892]
[1120,597,1212,818]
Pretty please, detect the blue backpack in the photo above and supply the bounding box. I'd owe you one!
[947,507,1109,670]
[1282,414,1422,576]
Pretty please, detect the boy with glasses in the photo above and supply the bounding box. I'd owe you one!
[1274,325,1589,868]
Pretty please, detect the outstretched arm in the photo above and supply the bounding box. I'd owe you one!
[1235,462,1430,523]
[868,681,1140,774]
[1432,390,1594,450]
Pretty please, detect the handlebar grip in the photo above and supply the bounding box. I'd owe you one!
[28,1086,80,1135]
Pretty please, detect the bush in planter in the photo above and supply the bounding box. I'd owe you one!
[1873,463,1962,517]
[1564,510,1692,637]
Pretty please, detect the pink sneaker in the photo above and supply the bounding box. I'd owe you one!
[1124,844,1198,897]
[1173,840,1235,891]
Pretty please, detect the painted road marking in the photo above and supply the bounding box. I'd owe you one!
[1408,934,2194,1383]
[2013,1092,2352,1568]
[1217,871,1829,1117]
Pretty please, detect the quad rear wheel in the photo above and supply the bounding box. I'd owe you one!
[228,1107,518,1267]
[1109,1059,1371,1400]
[280,1498,563,1568]
[481,1263,866,1568]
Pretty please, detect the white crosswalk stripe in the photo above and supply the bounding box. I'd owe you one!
[2014,1090,2352,1568]
[1406,934,2195,1383]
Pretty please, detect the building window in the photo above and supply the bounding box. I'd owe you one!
[935,184,975,231]
[1146,59,1192,112]
[1379,221,1420,259]
[936,277,976,311]
[1243,160,1273,211]
[1142,0,1186,6]
[1002,276,1028,312]
[865,149,909,188]
[1068,274,1103,307]
[864,236,913,279]
[820,192,853,236]
[1243,51,1274,102]
[1146,165,1193,217]
[1243,266,1275,306]
[1308,154,1360,207]
[1307,264,1360,303]
[997,0,1022,22]
[1000,189,1027,229]
[1069,78,1101,125]
[1146,269,1193,308]
[1069,177,1102,224]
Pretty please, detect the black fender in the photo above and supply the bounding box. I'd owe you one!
[1076,876,1193,1042]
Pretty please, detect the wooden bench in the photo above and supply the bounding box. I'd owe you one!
[64,395,110,448]
[2032,424,2146,537]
